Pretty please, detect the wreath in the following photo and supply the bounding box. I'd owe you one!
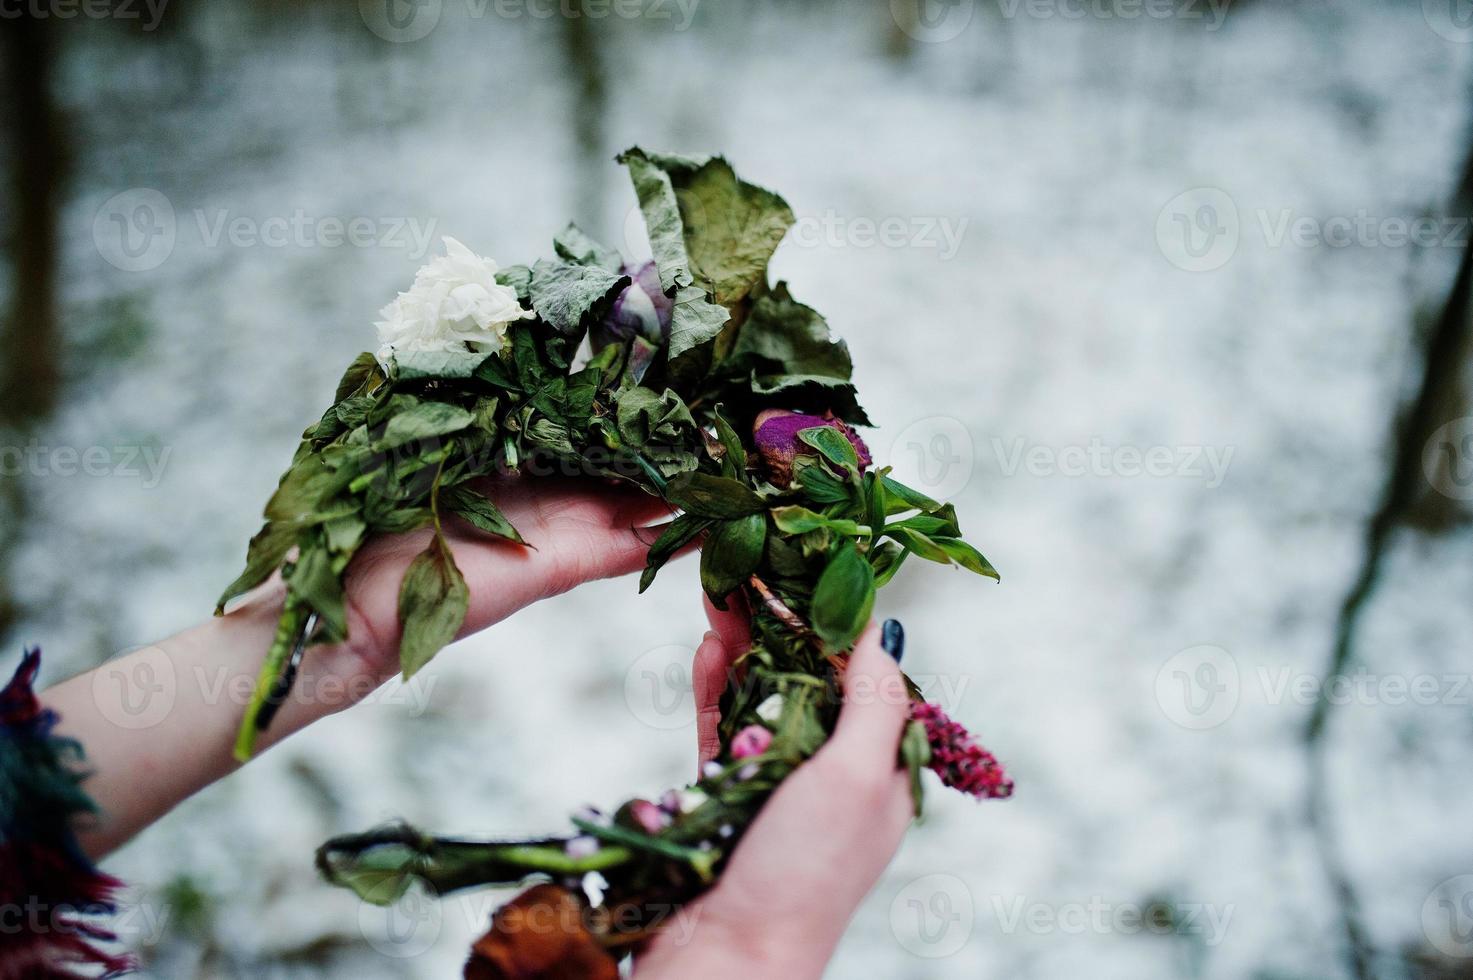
[217,148,1012,976]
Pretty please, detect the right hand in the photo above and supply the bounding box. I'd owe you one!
[638,615,914,979]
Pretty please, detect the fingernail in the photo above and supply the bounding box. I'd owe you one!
[881,619,905,663]
[702,630,721,645]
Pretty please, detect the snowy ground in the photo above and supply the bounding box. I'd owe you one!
[5,2,1472,977]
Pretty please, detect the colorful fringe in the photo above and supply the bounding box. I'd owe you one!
[0,649,131,978]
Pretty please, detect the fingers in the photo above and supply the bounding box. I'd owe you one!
[824,622,911,766]
[703,593,752,658]
[693,630,740,767]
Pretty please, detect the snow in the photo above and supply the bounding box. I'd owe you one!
[4,2,1470,976]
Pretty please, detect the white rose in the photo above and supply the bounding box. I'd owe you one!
[374,236,533,368]
[755,693,784,724]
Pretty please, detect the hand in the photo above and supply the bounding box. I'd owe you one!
[639,618,914,979]
[279,473,676,690]
[42,475,675,857]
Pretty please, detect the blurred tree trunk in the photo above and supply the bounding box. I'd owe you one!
[559,4,606,225]
[1,12,63,425]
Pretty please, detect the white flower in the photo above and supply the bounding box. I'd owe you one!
[374,236,533,369]
[755,693,784,724]
[677,788,708,813]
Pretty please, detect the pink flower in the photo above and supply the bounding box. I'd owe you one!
[752,409,871,487]
[730,724,773,759]
[628,799,670,835]
[910,702,1013,800]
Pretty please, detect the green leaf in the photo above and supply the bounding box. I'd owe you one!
[619,148,794,307]
[334,352,383,402]
[376,401,475,451]
[793,458,853,503]
[770,505,863,537]
[389,350,492,381]
[811,541,875,650]
[286,540,348,641]
[890,503,961,539]
[618,147,700,294]
[869,540,909,588]
[748,372,869,427]
[397,533,470,678]
[710,406,746,479]
[639,512,712,592]
[900,718,932,818]
[553,222,624,272]
[264,455,355,526]
[495,264,533,303]
[700,513,767,604]
[798,425,860,472]
[727,282,852,380]
[216,520,297,613]
[443,486,524,545]
[932,536,1000,580]
[529,258,630,338]
[664,471,765,518]
[880,475,944,515]
[884,525,952,564]
[667,284,730,362]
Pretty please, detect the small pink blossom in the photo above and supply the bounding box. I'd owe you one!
[911,701,1013,800]
[628,799,669,835]
[730,724,773,760]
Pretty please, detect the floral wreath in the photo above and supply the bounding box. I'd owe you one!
[217,148,1012,975]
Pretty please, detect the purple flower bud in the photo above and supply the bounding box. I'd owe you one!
[701,761,725,780]
[737,763,760,781]
[752,409,872,487]
[592,261,672,353]
[730,724,773,760]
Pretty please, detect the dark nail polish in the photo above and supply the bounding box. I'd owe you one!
[881,619,905,663]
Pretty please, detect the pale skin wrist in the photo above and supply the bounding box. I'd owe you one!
[39,583,388,860]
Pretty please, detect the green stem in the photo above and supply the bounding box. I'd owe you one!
[234,593,307,761]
